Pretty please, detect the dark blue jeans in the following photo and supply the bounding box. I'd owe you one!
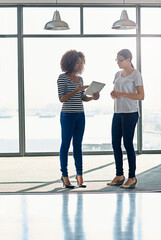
[60,112,85,177]
[112,112,138,178]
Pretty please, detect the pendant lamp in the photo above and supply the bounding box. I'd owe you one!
[44,1,69,30]
[112,3,137,30]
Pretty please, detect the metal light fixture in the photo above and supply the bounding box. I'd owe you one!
[44,0,70,30]
[112,1,137,30]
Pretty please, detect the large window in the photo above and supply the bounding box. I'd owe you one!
[141,7,161,34]
[0,5,161,155]
[0,39,19,153]
[0,8,17,34]
[23,7,80,34]
[0,8,18,153]
[83,7,136,35]
[24,37,136,152]
[141,8,161,150]
[23,6,137,153]
[142,38,161,150]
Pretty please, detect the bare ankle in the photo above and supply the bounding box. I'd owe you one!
[63,177,71,185]
[76,175,83,184]
[116,175,124,179]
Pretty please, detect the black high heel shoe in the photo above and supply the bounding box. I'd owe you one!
[61,177,75,189]
[76,175,86,188]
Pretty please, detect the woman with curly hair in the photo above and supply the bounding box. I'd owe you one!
[57,50,99,189]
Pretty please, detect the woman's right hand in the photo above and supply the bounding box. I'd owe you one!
[110,90,116,99]
[76,84,89,92]
[60,85,89,103]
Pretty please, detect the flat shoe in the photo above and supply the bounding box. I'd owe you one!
[120,179,137,189]
[107,177,125,186]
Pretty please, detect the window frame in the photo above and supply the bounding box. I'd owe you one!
[0,4,160,156]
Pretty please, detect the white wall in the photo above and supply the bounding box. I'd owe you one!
[0,0,161,5]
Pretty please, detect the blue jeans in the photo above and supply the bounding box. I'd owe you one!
[112,112,138,178]
[60,112,85,177]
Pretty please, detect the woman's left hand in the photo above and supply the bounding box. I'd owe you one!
[92,92,100,100]
[111,91,124,98]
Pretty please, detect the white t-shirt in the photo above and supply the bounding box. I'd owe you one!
[113,69,143,113]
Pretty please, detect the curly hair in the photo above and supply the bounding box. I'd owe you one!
[60,50,85,74]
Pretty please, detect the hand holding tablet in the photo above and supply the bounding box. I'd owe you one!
[85,81,105,96]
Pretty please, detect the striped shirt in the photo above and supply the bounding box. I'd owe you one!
[57,73,85,113]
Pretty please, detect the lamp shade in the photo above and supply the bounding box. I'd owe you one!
[44,10,70,30]
[112,9,137,30]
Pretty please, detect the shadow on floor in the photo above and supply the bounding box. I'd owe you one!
[0,163,161,194]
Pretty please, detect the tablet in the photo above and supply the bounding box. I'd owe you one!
[85,81,106,96]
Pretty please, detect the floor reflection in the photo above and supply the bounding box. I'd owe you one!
[21,195,29,240]
[62,194,86,240]
[113,194,136,240]
[1,193,161,240]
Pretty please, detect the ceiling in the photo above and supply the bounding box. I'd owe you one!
[0,0,161,5]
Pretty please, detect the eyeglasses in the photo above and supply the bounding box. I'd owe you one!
[115,58,126,63]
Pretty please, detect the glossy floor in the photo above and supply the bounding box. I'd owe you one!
[0,154,161,193]
[0,192,161,240]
